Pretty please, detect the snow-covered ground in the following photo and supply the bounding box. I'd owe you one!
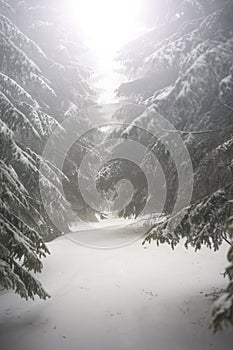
[0,219,233,350]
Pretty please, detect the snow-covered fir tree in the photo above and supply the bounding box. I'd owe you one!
[96,0,233,330]
[0,0,94,299]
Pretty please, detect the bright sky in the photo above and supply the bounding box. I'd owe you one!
[67,0,143,52]
[65,0,144,103]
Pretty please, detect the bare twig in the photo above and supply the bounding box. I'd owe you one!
[221,234,233,247]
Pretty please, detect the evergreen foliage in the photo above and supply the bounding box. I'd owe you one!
[0,0,94,299]
[97,0,233,329]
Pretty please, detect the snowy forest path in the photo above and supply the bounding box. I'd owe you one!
[0,220,233,350]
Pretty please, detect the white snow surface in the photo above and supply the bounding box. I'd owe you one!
[0,218,233,350]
